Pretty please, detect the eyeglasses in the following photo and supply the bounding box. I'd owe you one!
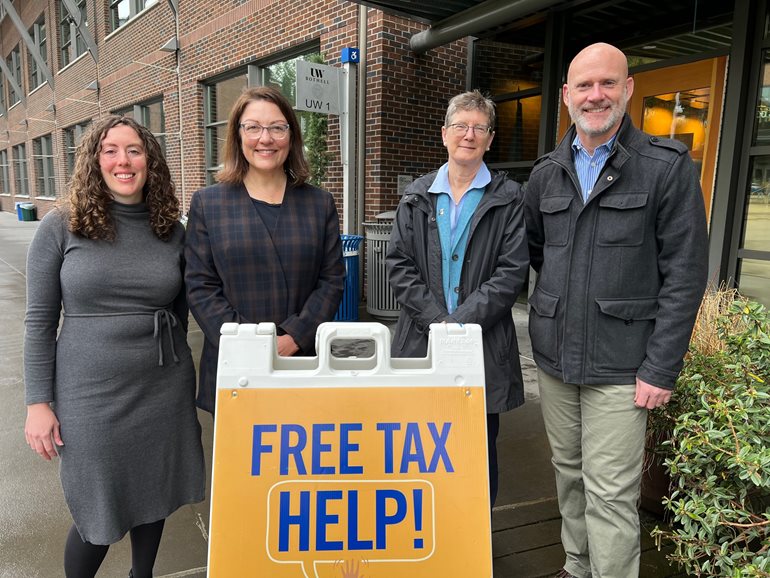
[239,123,291,140]
[446,123,493,137]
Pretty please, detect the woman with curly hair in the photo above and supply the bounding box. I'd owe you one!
[23,116,205,578]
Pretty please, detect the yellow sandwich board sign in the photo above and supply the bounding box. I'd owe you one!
[208,322,491,578]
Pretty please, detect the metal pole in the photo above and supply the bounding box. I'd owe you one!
[341,62,357,234]
[356,5,368,237]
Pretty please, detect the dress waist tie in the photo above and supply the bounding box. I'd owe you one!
[153,309,180,367]
[63,309,181,366]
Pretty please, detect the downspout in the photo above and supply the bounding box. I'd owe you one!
[166,0,186,214]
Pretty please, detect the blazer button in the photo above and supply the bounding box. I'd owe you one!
[452,254,459,261]
[607,175,613,181]
[431,216,436,222]
[453,287,460,293]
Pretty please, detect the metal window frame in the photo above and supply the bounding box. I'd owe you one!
[202,42,322,184]
[28,16,48,89]
[12,143,28,196]
[64,121,90,180]
[203,69,249,184]
[0,150,9,194]
[5,45,22,105]
[1,1,53,89]
[33,135,56,197]
[0,71,6,112]
[711,0,770,292]
[110,0,158,31]
[114,98,166,142]
[60,0,95,65]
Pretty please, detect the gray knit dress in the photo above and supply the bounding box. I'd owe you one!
[24,202,205,545]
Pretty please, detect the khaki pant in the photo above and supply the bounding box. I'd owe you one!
[538,369,647,578]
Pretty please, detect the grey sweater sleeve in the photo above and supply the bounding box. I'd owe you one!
[24,211,67,405]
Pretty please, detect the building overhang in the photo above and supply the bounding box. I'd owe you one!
[346,0,565,53]
[346,0,734,58]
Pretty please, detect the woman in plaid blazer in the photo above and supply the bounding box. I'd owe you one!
[184,87,345,413]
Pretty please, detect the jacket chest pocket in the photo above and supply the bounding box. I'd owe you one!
[597,193,648,246]
[540,196,573,246]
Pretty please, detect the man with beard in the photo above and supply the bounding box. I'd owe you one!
[523,43,708,578]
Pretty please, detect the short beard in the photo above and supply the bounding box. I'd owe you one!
[568,89,627,137]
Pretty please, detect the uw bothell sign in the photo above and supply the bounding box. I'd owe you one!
[295,60,340,115]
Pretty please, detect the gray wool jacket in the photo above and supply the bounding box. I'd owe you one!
[386,170,530,413]
[524,115,709,390]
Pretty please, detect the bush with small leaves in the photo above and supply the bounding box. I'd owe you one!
[651,296,770,577]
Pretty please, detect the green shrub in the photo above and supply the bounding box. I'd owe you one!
[651,295,770,576]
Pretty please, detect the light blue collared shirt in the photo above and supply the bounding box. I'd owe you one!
[571,134,617,203]
[428,162,491,313]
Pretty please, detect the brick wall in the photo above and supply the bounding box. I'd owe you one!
[0,0,469,268]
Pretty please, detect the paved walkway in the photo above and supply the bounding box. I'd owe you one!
[0,210,682,577]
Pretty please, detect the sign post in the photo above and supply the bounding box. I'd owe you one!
[208,322,492,578]
[296,57,357,234]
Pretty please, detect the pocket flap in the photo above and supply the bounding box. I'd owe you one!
[540,196,572,214]
[529,286,560,318]
[598,193,648,210]
[595,297,658,320]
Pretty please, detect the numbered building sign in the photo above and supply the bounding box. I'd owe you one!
[208,322,492,578]
[295,60,340,115]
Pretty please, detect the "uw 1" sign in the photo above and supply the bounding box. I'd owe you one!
[295,60,340,115]
[207,322,492,578]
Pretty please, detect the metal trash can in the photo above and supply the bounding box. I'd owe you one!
[364,211,400,320]
[19,203,37,222]
[334,234,364,321]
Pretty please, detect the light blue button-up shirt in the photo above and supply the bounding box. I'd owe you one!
[571,134,617,203]
[428,162,491,314]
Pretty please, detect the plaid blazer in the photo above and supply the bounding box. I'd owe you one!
[184,181,344,412]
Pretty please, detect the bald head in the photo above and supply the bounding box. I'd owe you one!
[563,42,633,150]
[568,43,628,85]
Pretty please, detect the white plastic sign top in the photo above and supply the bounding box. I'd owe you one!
[209,322,492,578]
[215,321,486,389]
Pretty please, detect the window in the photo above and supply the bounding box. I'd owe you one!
[33,135,56,197]
[60,0,88,67]
[28,16,48,90]
[7,45,22,105]
[0,71,6,113]
[736,48,770,306]
[114,99,166,151]
[473,40,544,182]
[12,144,29,196]
[204,72,247,184]
[109,0,158,31]
[203,46,327,185]
[0,150,10,195]
[64,122,90,180]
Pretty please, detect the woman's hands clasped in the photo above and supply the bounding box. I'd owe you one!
[25,403,64,460]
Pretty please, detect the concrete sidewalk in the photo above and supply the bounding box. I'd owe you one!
[0,210,680,577]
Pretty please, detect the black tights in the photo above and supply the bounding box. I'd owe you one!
[64,519,165,578]
[487,413,500,508]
